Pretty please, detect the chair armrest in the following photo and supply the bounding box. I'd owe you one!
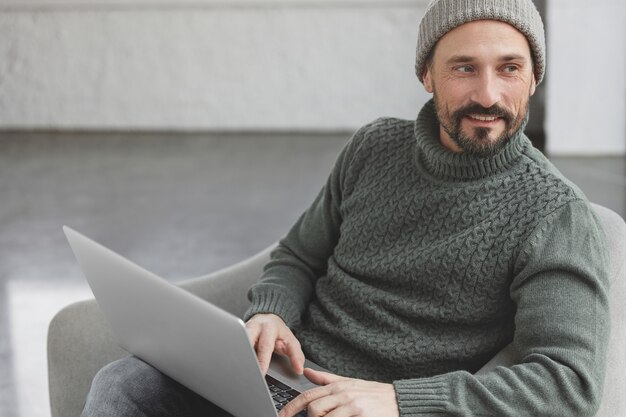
[590,204,626,417]
[47,244,274,417]
[47,298,127,417]
[179,244,274,317]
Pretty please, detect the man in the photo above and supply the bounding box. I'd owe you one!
[82,0,610,416]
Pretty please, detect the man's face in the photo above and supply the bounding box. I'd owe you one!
[422,20,537,157]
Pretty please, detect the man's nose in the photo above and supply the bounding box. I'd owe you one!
[470,72,501,109]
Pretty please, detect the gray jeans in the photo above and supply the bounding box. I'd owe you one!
[81,356,234,417]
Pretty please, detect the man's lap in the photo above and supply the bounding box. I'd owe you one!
[81,356,234,417]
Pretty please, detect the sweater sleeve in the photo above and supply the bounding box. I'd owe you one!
[243,123,369,327]
[393,200,611,417]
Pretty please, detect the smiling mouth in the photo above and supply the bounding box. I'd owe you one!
[467,114,501,122]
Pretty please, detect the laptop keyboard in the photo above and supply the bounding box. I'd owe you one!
[265,375,308,417]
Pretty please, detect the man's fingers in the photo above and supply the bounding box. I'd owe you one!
[304,368,347,385]
[283,336,305,375]
[246,314,305,375]
[245,322,261,346]
[309,396,353,417]
[280,371,349,417]
[256,325,278,374]
[278,385,332,417]
[281,372,400,417]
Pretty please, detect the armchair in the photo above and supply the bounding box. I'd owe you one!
[47,203,626,417]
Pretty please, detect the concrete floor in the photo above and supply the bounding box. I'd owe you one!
[1,131,625,417]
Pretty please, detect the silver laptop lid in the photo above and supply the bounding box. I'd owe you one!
[63,226,278,417]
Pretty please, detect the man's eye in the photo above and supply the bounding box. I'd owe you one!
[456,65,473,73]
[503,65,519,73]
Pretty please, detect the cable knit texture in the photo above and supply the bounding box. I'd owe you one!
[245,100,610,416]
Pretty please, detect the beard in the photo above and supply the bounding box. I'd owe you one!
[433,96,529,158]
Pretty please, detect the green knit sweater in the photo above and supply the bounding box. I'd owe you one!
[244,100,610,416]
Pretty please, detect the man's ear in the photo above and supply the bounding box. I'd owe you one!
[423,65,434,94]
[529,74,537,96]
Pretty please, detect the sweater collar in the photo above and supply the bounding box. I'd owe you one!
[414,99,531,182]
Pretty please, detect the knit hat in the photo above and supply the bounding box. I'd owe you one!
[415,0,546,85]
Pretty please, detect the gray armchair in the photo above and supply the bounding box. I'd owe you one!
[48,203,626,417]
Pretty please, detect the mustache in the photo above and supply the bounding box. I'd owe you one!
[453,103,514,124]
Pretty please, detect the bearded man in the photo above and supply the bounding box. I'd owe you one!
[82,1,609,416]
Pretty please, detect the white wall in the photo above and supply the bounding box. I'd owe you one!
[1,0,625,155]
[0,1,428,131]
[546,0,626,155]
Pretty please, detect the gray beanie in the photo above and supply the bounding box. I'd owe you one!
[415,0,546,85]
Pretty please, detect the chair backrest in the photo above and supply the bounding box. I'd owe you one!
[590,203,626,417]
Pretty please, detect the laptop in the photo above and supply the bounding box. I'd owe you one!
[63,226,323,417]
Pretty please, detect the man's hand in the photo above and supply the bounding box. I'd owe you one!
[279,368,400,417]
[245,313,305,375]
